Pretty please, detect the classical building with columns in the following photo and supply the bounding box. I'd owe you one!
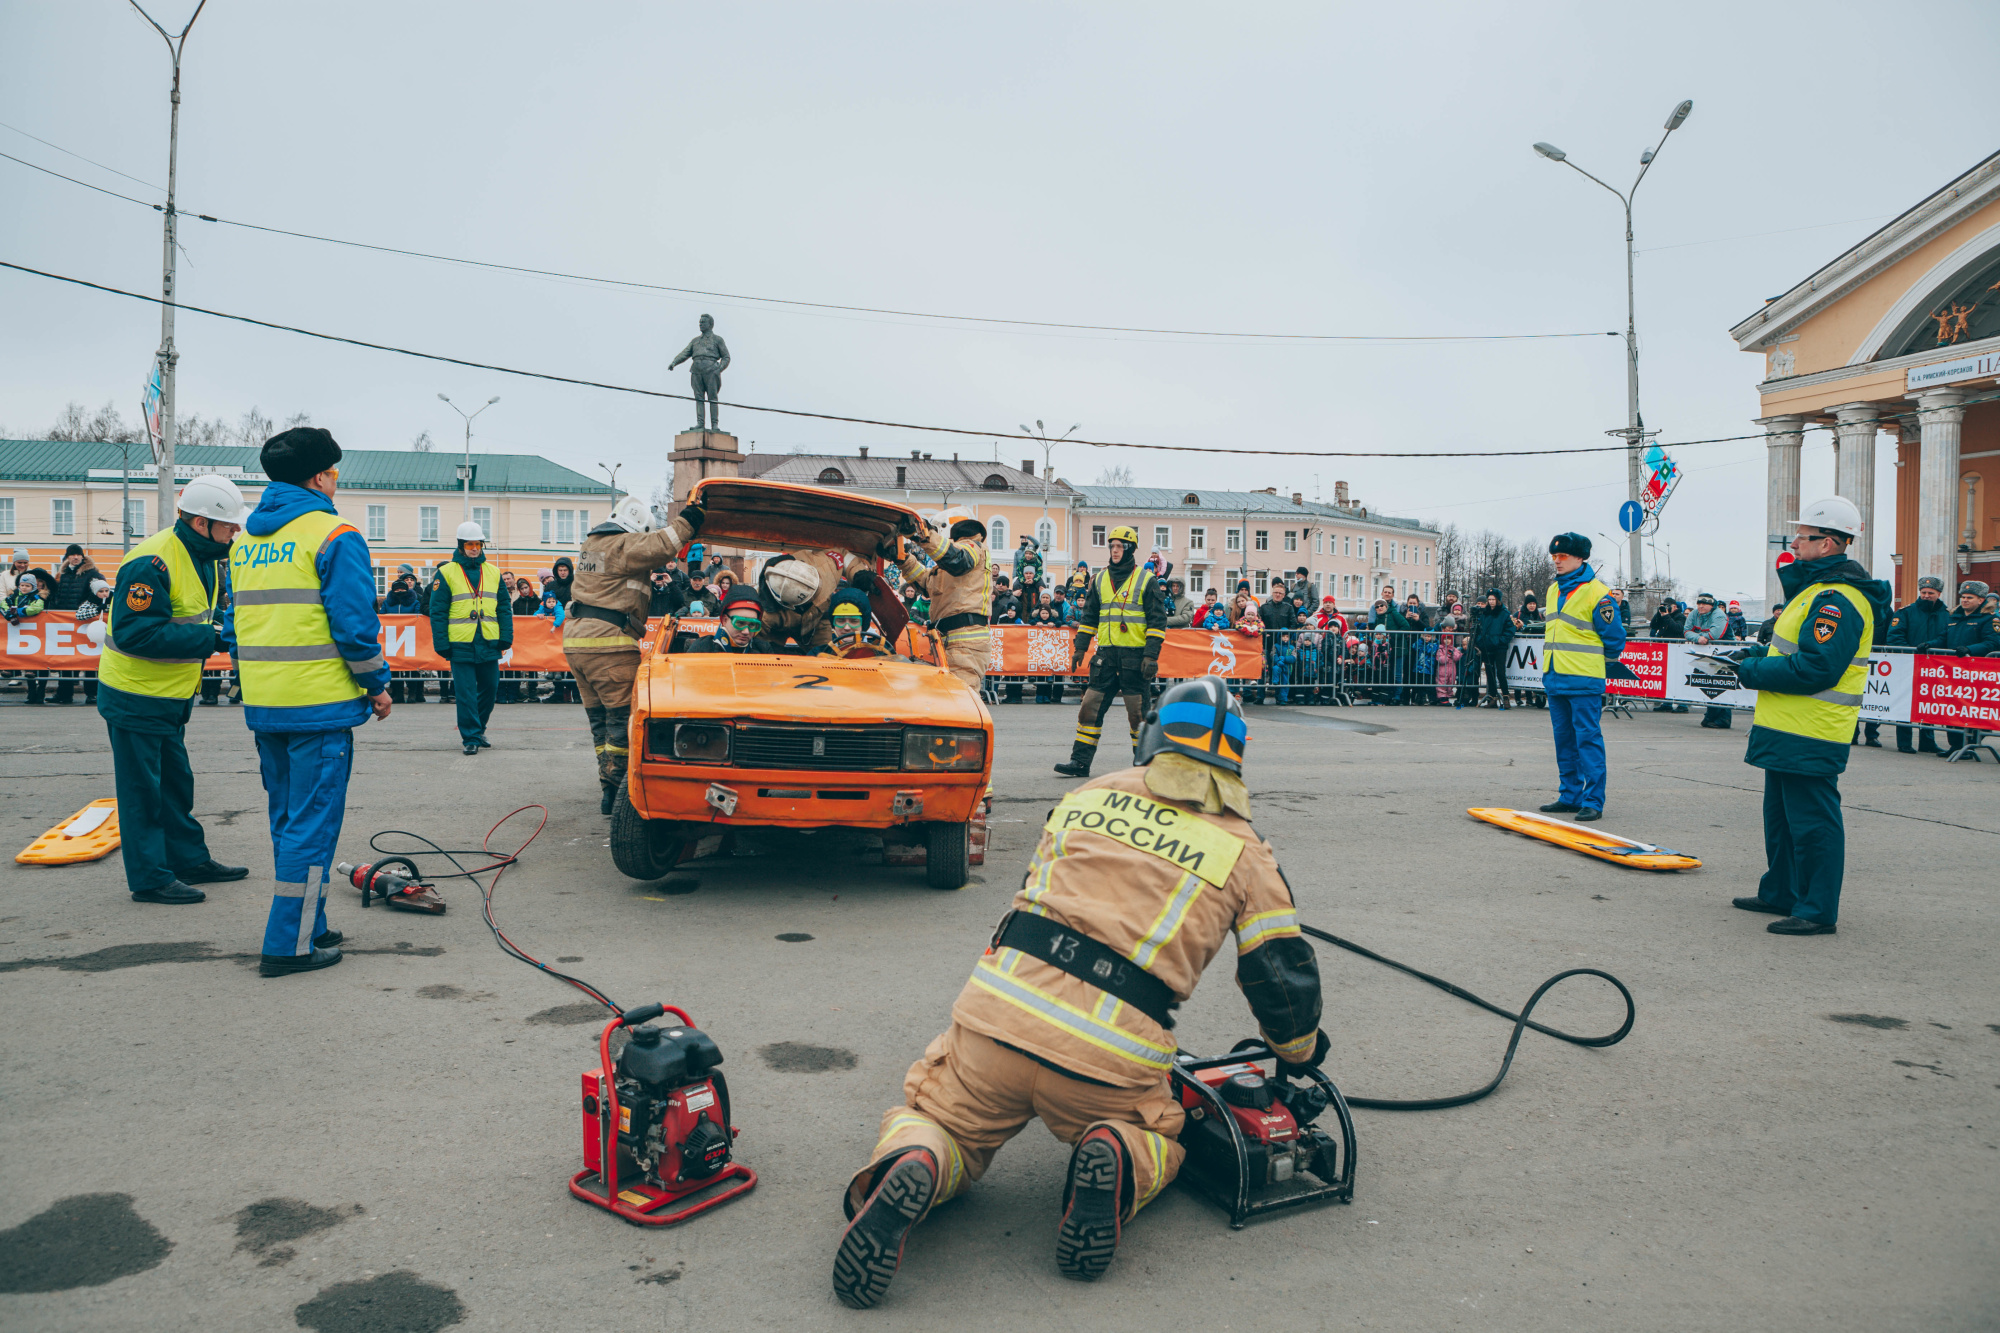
[1729,150,2000,606]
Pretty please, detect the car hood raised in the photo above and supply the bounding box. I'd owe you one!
[654,653,987,727]
[688,477,920,560]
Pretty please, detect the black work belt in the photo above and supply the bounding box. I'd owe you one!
[933,612,989,634]
[992,911,1177,1028]
[569,602,642,638]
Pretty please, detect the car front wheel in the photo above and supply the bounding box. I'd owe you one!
[610,785,686,881]
[924,820,971,890]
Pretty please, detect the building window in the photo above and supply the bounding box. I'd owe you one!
[540,509,551,542]
[1313,531,1322,554]
[818,467,846,485]
[365,504,386,542]
[1225,528,1242,553]
[1091,525,1106,547]
[472,506,493,540]
[1254,529,1269,552]
[1182,492,1200,505]
[1423,546,1431,566]
[1963,473,1982,548]
[1283,530,1297,552]
[988,516,1008,550]
[0,497,12,533]
[1153,525,1171,551]
[981,474,1009,491]
[1314,572,1324,596]
[419,506,439,542]
[1189,567,1206,592]
[1340,574,1351,597]
[1253,570,1268,596]
[1424,580,1432,600]
[1036,518,1054,548]
[373,566,388,598]
[1372,538,1381,563]
[579,509,590,534]
[51,498,75,535]
[1188,526,1206,552]
[556,510,577,544]
[1342,535,1351,557]
[124,498,146,539]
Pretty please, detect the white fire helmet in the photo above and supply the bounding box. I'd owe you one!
[763,557,822,610]
[1792,496,1862,539]
[176,474,251,524]
[933,506,985,540]
[455,520,487,543]
[610,496,654,533]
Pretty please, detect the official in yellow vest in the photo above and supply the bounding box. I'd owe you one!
[1537,532,1627,820]
[224,429,394,977]
[1725,497,1889,936]
[96,475,253,905]
[832,677,1325,1307]
[428,520,514,756]
[1054,527,1167,777]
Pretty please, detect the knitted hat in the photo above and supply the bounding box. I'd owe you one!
[259,427,342,485]
[64,543,84,558]
[720,586,762,617]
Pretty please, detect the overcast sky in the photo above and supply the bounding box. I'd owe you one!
[5,1,1997,602]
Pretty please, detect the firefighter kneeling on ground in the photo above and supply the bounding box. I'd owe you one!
[1055,525,1167,777]
[832,676,1328,1308]
[563,495,705,815]
[894,507,992,693]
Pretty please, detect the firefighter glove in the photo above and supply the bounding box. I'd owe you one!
[1142,640,1162,679]
[677,502,706,533]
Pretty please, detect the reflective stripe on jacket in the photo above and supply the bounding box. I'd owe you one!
[1094,568,1150,648]
[1752,582,1872,743]
[439,559,502,642]
[231,510,375,708]
[98,528,214,700]
[1542,576,1612,682]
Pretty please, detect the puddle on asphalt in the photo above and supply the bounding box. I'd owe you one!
[525,1002,611,1026]
[758,1041,859,1073]
[0,941,444,973]
[295,1271,466,1333]
[1826,1013,1907,1029]
[233,1198,363,1268]
[0,1193,173,1292]
[775,932,814,942]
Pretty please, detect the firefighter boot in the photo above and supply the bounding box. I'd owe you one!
[1054,723,1102,777]
[599,706,631,816]
[832,1148,937,1309]
[1056,1127,1130,1281]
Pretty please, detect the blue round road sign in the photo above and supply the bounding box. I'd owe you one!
[1618,500,1645,533]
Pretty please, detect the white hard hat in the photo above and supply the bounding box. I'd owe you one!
[455,520,487,542]
[1793,496,1862,538]
[762,557,822,610]
[934,506,985,539]
[177,474,250,524]
[610,496,653,534]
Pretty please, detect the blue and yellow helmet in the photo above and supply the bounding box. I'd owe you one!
[1135,676,1248,775]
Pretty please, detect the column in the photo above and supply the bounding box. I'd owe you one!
[1909,389,1966,587]
[1761,414,1805,608]
[1829,401,1882,565]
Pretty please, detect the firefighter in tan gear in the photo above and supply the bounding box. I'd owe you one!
[895,507,992,694]
[563,496,705,815]
[832,676,1328,1308]
[756,548,877,653]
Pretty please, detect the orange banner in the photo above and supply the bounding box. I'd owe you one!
[4,615,1265,680]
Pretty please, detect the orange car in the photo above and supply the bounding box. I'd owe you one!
[611,478,993,890]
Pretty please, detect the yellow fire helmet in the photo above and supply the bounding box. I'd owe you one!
[1108,525,1140,547]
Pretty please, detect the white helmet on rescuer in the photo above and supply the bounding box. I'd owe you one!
[1793,496,1862,539]
[933,505,986,540]
[455,520,486,543]
[762,556,822,609]
[609,496,654,534]
[177,474,251,524]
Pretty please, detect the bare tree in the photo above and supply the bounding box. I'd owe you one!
[46,400,144,443]
[410,429,434,452]
[1093,464,1135,487]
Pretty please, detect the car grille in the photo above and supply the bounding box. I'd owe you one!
[731,725,903,772]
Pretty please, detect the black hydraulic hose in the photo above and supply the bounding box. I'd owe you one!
[1300,923,1635,1111]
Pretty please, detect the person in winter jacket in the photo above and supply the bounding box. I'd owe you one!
[1468,590,1515,708]
[547,556,575,606]
[1686,593,1736,729]
[1724,600,1748,640]
[1163,578,1193,628]
[1939,580,2000,757]
[1194,589,1230,630]
[1434,630,1461,704]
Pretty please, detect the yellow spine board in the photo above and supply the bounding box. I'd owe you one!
[1467,807,1700,873]
[17,799,122,865]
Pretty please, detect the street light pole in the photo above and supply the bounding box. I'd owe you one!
[1534,99,1692,606]
[129,0,208,529]
[438,393,499,520]
[1019,420,1079,555]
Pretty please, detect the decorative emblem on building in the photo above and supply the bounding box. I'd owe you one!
[1930,303,1974,344]
[1765,347,1794,379]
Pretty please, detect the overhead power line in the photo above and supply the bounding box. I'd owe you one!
[4,257,1831,460]
[0,142,1612,346]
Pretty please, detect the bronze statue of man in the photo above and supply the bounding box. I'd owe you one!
[669,314,731,432]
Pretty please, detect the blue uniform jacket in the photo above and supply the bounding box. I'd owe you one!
[1542,562,1627,696]
[223,483,390,733]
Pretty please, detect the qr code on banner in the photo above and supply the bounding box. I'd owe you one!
[1023,628,1074,673]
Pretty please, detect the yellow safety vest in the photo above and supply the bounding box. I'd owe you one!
[1752,582,1873,744]
[1541,576,1612,680]
[1094,567,1151,648]
[231,510,372,708]
[438,560,501,642]
[98,528,217,700]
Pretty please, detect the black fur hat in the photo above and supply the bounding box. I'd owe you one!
[260,427,342,485]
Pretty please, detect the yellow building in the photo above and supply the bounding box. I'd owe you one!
[1730,151,2000,604]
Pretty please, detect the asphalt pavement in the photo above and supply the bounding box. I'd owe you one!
[0,690,1994,1331]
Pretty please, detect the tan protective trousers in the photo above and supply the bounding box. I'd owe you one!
[941,625,988,696]
[567,649,639,786]
[845,1023,1184,1225]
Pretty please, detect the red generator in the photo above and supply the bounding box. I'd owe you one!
[570,1003,757,1226]
[1171,1040,1356,1229]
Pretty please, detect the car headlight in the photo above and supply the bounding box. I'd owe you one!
[672,722,732,763]
[903,728,985,772]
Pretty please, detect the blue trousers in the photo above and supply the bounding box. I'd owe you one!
[452,658,499,743]
[1756,769,1844,925]
[256,730,354,958]
[106,721,212,894]
[1547,692,1607,811]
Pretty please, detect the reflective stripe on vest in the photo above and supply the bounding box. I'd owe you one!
[98,528,216,699]
[969,951,1179,1070]
[1542,576,1611,680]
[1752,582,1874,740]
[1095,568,1149,647]
[439,560,501,642]
[230,510,371,708]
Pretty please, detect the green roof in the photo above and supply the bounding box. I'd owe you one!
[0,439,610,495]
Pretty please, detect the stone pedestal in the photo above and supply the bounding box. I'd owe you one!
[670,430,741,504]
